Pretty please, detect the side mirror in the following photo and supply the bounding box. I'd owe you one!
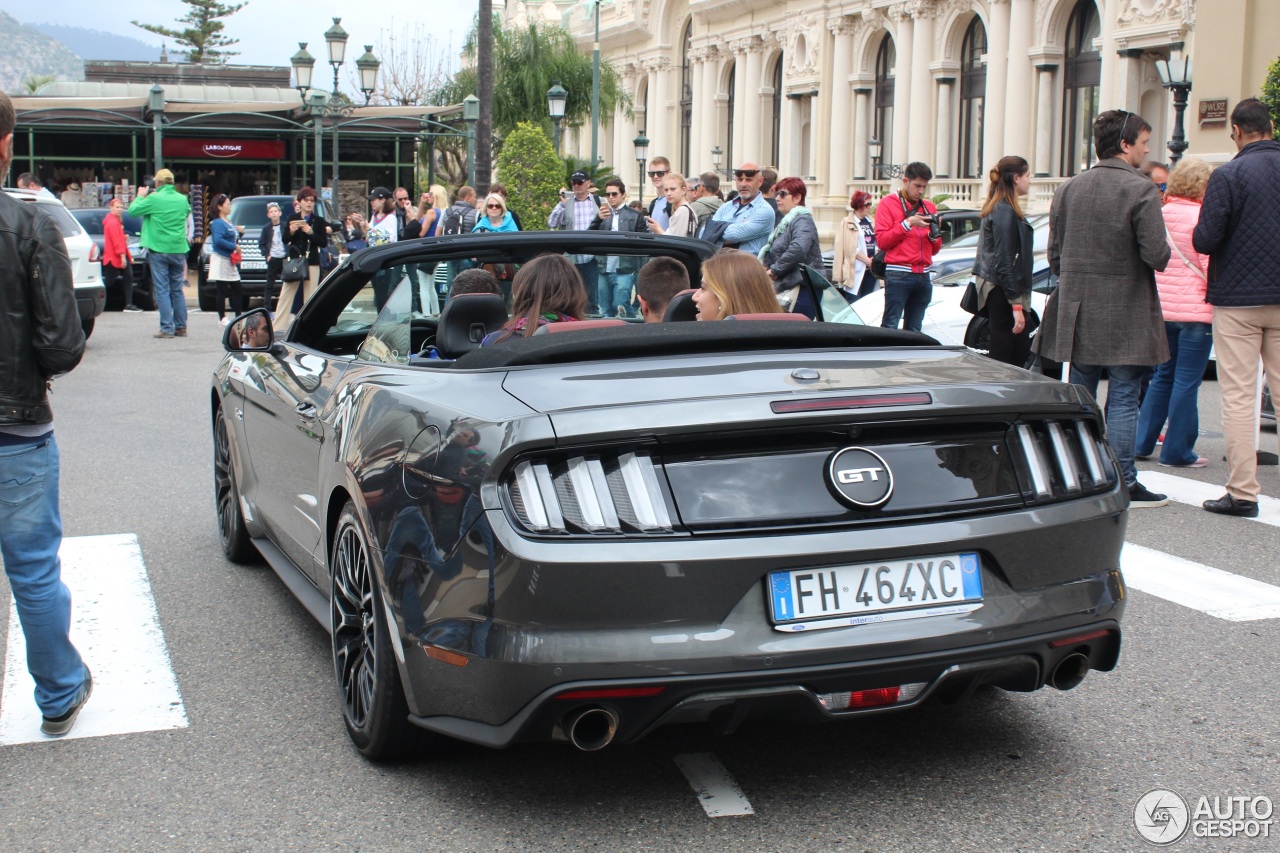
[224,307,276,352]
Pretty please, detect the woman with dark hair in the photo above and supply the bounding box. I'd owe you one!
[758,177,824,317]
[207,193,245,325]
[694,249,787,321]
[851,191,878,297]
[276,186,331,330]
[481,254,586,345]
[832,191,872,303]
[971,156,1034,366]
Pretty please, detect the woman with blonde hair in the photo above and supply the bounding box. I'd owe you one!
[970,155,1034,366]
[1135,156,1214,468]
[647,172,697,237]
[693,250,787,320]
[472,193,519,233]
[482,254,586,344]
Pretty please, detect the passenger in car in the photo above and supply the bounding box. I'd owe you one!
[448,268,504,300]
[636,257,690,322]
[481,254,586,345]
[693,250,788,321]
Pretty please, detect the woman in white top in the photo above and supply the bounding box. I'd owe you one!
[647,172,697,238]
[831,193,871,303]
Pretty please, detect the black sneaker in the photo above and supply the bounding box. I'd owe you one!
[123,305,143,313]
[41,668,92,737]
[1128,481,1169,508]
[1202,493,1259,518]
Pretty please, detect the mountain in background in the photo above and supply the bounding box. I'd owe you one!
[0,11,83,93]
[32,23,163,63]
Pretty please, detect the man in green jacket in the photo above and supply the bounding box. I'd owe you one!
[128,169,191,338]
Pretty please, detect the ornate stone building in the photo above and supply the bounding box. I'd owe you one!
[509,0,1276,233]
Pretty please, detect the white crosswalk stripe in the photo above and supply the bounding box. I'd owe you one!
[1140,470,1280,525]
[1,534,188,746]
[1121,542,1280,621]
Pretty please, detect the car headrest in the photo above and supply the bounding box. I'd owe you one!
[435,293,509,358]
[533,318,628,335]
[724,313,810,321]
[661,289,698,322]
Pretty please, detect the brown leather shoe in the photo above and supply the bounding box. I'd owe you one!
[174,328,188,337]
[153,332,174,339]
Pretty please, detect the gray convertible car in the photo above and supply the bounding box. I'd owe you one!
[212,231,1128,762]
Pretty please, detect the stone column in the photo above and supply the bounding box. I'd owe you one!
[982,0,1010,169]
[853,87,873,179]
[1003,0,1034,157]
[935,78,955,178]
[742,36,765,163]
[649,58,673,161]
[700,48,721,173]
[1098,0,1119,108]
[891,12,914,167]
[1116,49,1144,112]
[907,7,935,164]
[689,51,707,174]
[1034,65,1058,176]
[827,17,855,196]
[731,44,748,165]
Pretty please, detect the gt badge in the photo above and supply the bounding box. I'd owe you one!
[827,447,894,508]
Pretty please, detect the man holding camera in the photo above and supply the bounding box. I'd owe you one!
[874,162,942,332]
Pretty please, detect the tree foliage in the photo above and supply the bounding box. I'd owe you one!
[1263,56,1280,139]
[438,20,629,141]
[364,25,451,107]
[133,0,247,64]
[495,122,564,232]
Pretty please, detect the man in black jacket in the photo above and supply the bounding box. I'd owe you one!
[588,177,648,317]
[0,89,92,737]
[1193,98,1280,518]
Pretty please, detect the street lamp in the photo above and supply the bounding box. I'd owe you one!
[147,84,166,172]
[463,94,480,188]
[324,17,348,95]
[633,130,649,205]
[292,28,378,202]
[1156,56,1193,165]
[547,79,568,156]
[711,145,723,178]
[868,137,883,180]
[355,45,380,102]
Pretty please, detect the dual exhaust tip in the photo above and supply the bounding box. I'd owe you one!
[562,706,619,751]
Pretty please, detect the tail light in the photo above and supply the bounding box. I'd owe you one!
[1012,419,1115,504]
[88,243,100,263]
[506,451,676,536]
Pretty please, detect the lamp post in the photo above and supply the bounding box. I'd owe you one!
[868,137,883,180]
[1156,56,1193,165]
[711,145,723,179]
[292,26,378,199]
[633,131,649,206]
[589,0,601,165]
[547,80,568,156]
[147,84,166,173]
[463,95,480,188]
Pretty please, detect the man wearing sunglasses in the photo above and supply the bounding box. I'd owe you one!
[646,157,672,231]
[1034,108,1171,509]
[549,170,604,311]
[589,178,648,317]
[1141,161,1170,203]
[701,162,775,254]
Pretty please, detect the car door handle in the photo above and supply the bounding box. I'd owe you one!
[295,402,317,419]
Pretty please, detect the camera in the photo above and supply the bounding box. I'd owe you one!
[143,176,156,190]
[919,213,942,242]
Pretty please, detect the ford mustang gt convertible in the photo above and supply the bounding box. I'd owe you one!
[211,231,1128,761]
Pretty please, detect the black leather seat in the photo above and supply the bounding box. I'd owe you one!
[435,293,509,358]
[661,289,698,322]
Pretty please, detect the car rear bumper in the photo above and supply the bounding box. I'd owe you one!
[75,283,106,320]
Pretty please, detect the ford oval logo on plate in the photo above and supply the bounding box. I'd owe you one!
[827,447,894,508]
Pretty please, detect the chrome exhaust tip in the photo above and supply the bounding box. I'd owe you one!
[564,706,619,751]
[1049,653,1090,691]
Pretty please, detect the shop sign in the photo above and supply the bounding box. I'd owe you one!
[1198,99,1229,127]
[162,139,287,160]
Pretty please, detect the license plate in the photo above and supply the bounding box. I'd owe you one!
[768,553,982,629]
[241,261,266,270]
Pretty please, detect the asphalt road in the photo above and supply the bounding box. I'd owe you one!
[2,311,1278,852]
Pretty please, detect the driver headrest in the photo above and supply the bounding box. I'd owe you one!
[436,293,509,358]
[661,289,698,322]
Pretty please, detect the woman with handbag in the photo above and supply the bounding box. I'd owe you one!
[970,156,1034,366]
[759,177,824,318]
[276,186,330,332]
[851,191,880,298]
[207,193,245,326]
[832,191,871,303]
[1135,157,1214,468]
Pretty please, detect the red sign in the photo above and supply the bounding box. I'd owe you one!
[162,138,287,160]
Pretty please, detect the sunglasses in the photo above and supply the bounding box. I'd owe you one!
[486,203,503,209]
[774,190,790,198]
[605,191,622,197]
[1118,110,1133,145]
[734,169,759,179]
[1156,182,1167,192]
[571,179,587,185]
[647,170,668,178]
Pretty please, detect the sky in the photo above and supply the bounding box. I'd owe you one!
[2,0,477,79]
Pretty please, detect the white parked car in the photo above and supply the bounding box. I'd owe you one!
[4,188,106,338]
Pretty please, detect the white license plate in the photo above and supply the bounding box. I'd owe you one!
[240,261,266,270]
[768,553,982,628]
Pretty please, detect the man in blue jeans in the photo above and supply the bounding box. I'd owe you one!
[874,162,942,332]
[129,168,191,338]
[0,89,93,736]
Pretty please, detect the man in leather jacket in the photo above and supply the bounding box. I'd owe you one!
[589,177,648,317]
[0,89,93,736]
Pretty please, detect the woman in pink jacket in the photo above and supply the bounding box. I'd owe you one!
[1135,157,1213,467]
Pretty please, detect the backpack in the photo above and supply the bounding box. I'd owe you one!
[442,204,476,236]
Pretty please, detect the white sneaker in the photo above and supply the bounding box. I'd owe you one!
[220,317,231,326]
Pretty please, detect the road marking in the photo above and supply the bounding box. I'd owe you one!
[1122,543,1280,621]
[1,534,188,745]
[1140,471,1280,526]
[674,753,755,818]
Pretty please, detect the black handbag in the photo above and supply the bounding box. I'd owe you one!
[959,280,980,314]
[282,256,308,282]
[870,249,887,279]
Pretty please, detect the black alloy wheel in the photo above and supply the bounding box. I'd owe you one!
[330,501,424,761]
[213,413,258,563]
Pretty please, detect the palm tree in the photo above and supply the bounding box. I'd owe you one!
[23,75,57,95]
[476,0,494,195]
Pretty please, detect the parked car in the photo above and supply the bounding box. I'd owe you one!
[198,195,340,312]
[823,208,985,281]
[212,230,1127,761]
[70,207,154,310]
[4,188,106,338]
[927,214,1051,283]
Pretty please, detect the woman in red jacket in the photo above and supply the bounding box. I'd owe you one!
[103,198,142,312]
[873,162,942,331]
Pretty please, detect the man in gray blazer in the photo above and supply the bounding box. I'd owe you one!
[1034,109,1172,507]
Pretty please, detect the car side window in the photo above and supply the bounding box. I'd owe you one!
[354,265,441,364]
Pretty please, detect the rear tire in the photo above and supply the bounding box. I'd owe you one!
[330,502,428,761]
